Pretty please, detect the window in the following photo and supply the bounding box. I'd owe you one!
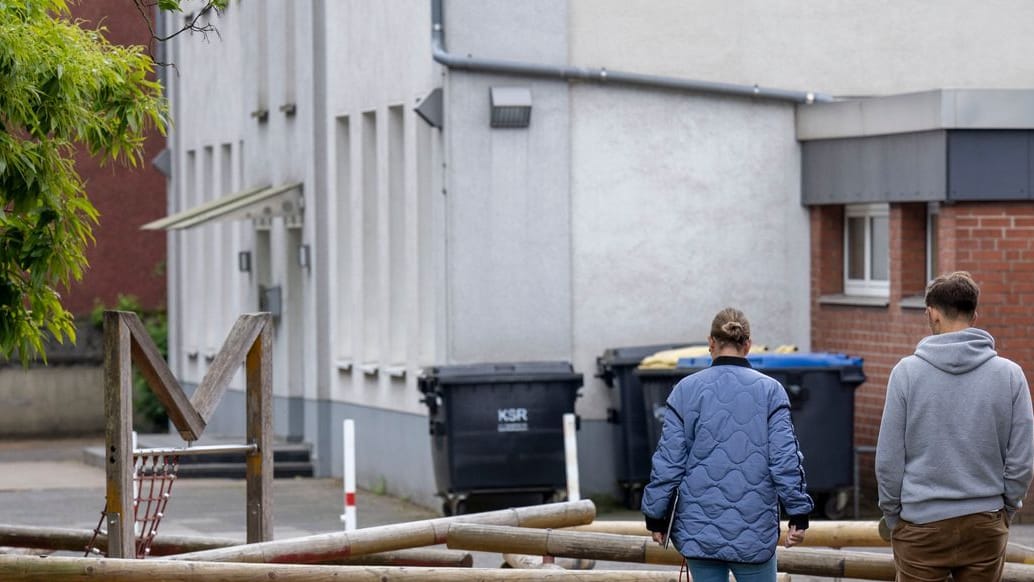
[844,204,889,296]
[926,202,939,283]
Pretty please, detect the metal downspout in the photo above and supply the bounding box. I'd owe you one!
[430,0,832,105]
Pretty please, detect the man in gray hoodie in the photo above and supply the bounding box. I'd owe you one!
[876,271,1034,582]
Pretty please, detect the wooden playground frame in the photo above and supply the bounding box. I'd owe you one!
[102,310,273,558]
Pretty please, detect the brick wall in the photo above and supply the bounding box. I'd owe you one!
[811,201,1034,517]
[61,2,167,315]
[943,203,1034,373]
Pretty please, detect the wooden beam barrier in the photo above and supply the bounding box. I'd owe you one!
[0,525,236,556]
[1010,543,1034,565]
[566,520,888,547]
[446,523,1034,582]
[165,500,596,564]
[567,521,1034,561]
[0,525,472,567]
[0,555,686,582]
[319,549,475,568]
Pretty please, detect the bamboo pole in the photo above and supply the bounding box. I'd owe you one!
[569,520,1034,561]
[0,555,686,581]
[1009,543,1034,565]
[319,549,475,568]
[0,525,237,556]
[566,520,887,547]
[164,500,596,564]
[446,523,1034,582]
[0,525,473,567]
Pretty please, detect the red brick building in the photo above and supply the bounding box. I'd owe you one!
[63,2,167,315]
[800,90,1034,515]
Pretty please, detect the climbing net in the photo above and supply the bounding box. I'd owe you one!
[85,451,180,559]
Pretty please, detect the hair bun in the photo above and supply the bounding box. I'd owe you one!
[710,307,751,347]
[720,321,748,342]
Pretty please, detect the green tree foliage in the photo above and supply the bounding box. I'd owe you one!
[0,0,165,363]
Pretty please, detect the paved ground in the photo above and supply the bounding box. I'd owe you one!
[1,436,1032,580]
[0,436,669,574]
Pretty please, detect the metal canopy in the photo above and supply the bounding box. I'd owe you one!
[798,90,1034,205]
[142,182,303,230]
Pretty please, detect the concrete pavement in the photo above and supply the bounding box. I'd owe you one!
[2,436,1033,580]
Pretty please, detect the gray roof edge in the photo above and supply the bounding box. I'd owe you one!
[797,89,1034,141]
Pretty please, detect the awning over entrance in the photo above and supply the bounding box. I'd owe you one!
[141,182,303,230]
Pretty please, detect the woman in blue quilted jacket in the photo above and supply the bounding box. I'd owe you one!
[641,307,813,582]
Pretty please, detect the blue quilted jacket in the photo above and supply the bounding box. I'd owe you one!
[641,357,813,564]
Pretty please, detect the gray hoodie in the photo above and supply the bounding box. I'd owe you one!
[876,328,1034,528]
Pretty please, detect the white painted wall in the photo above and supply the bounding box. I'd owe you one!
[443,1,573,362]
[569,88,810,419]
[163,2,247,389]
[323,0,443,416]
[568,0,1034,97]
[165,0,317,442]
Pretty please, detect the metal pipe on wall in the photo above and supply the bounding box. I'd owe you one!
[429,0,833,105]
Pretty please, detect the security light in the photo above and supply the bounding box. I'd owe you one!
[490,87,532,128]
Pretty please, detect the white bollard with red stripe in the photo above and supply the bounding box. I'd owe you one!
[339,419,357,531]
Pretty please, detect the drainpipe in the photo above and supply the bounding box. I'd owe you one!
[430,0,832,105]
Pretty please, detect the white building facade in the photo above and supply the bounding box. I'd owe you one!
[157,0,1034,508]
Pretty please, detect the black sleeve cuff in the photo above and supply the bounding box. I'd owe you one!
[644,514,668,533]
[787,514,810,530]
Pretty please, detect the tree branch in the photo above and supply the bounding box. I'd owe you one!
[132,0,225,69]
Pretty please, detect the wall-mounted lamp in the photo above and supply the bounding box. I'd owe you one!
[238,251,252,273]
[490,86,532,128]
[298,244,310,270]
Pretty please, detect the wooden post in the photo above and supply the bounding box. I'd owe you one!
[165,500,596,563]
[123,313,204,441]
[103,312,135,559]
[245,314,273,543]
[0,555,694,582]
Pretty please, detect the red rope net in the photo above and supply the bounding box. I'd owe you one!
[85,452,180,558]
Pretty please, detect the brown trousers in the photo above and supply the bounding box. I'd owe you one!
[892,511,1010,582]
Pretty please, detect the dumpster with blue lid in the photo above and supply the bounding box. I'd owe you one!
[419,361,583,515]
[636,352,865,518]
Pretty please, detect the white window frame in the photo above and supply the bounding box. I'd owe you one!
[844,203,890,297]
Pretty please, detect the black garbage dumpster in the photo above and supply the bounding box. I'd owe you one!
[419,362,583,515]
[636,353,864,518]
[596,343,700,509]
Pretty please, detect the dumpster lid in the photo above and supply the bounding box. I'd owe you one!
[598,343,700,368]
[676,352,863,369]
[638,344,799,370]
[420,361,583,386]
